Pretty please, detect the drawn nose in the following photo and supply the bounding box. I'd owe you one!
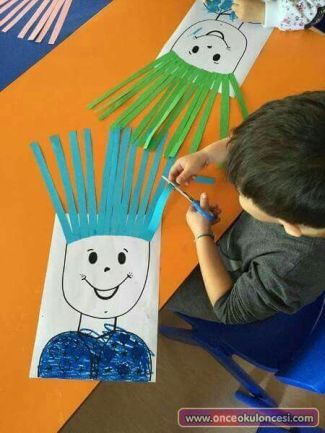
[104,267,110,272]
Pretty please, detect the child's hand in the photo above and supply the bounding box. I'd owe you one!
[232,0,265,23]
[169,150,210,186]
[186,193,221,238]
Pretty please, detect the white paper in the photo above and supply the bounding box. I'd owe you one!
[160,0,272,88]
[30,217,160,382]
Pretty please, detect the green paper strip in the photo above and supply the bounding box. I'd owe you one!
[136,70,198,150]
[98,58,177,121]
[229,73,249,119]
[165,72,213,157]
[189,76,221,154]
[112,66,182,129]
[88,53,172,109]
[131,73,182,145]
[220,75,230,139]
[143,74,193,149]
[149,86,196,152]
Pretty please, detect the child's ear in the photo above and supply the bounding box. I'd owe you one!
[278,219,303,237]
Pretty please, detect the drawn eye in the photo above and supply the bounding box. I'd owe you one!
[192,45,199,53]
[118,252,126,265]
[88,251,98,264]
[213,54,221,62]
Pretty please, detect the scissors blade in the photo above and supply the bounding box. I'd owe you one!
[162,176,193,203]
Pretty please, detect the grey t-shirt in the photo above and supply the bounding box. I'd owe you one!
[215,212,325,323]
[167,212,325,324]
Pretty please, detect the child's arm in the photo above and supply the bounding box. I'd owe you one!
[186,193,233,305]
[232,0,325,30]
[186,194,312,325]
[169,137,230,185]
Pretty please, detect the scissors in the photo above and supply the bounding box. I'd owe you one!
[162,176,216,223]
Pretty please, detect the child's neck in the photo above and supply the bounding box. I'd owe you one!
[77,314,117,335]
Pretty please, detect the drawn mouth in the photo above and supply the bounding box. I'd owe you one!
[81,273,132,300]
[196,31,230,49]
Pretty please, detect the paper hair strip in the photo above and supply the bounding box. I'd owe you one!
[88,51,248,158]
[0,0,72,44]
[31,127,174,243]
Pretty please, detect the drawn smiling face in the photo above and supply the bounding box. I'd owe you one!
[171,20,247,74]
[62,236,150,319]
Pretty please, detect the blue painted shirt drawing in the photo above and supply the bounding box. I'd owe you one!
[38,325,152,381]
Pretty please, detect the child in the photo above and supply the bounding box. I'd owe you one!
[229,0,325,30]
[166,91,325,324]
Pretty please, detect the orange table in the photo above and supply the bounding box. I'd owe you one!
[0,1,324,432]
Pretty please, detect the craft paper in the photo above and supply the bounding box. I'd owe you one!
[29,127,173,382]
[89,0,272,157]
[160,0,272,86]
[0,0,109,90]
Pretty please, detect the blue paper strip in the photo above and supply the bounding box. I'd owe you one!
[0,0,110,90]
[194,176,216,185]
[147,185,173,238]
[147,157,174,222]
[97,128,120,233]
[51,135,80,237]
[31,142,74,242]
[110,128,131,233]
[118,141,137,233]
[127,150,150,233]
[137,135,166,219]
[83,128,97,235]
[69,131,89,237]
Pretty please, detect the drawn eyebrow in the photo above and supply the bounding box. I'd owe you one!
[192,27,202,36]
[87,249,94,252]
[123,248,128,253]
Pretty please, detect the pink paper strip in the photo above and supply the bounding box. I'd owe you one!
[48,0,71,44]
[18,0,50,38]
[0,0,13,6]
[1,0,38,31]
[0,0,21,14]
[0,0,32,27]
[35,0,65,42]
[28,0,60,40]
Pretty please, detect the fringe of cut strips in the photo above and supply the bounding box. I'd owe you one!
[31,127,174,243]
[89,51,249,158]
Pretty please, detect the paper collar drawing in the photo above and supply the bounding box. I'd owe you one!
[30,127,173,381]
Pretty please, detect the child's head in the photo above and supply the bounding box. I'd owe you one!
[226,91,325,237]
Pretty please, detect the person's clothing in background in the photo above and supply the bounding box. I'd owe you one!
[264,0,325,30]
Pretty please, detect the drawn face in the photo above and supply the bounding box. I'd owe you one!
[171,20,247,74]
[62,236,150,319]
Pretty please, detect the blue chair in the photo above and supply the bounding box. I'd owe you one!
[160,294,325,430]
